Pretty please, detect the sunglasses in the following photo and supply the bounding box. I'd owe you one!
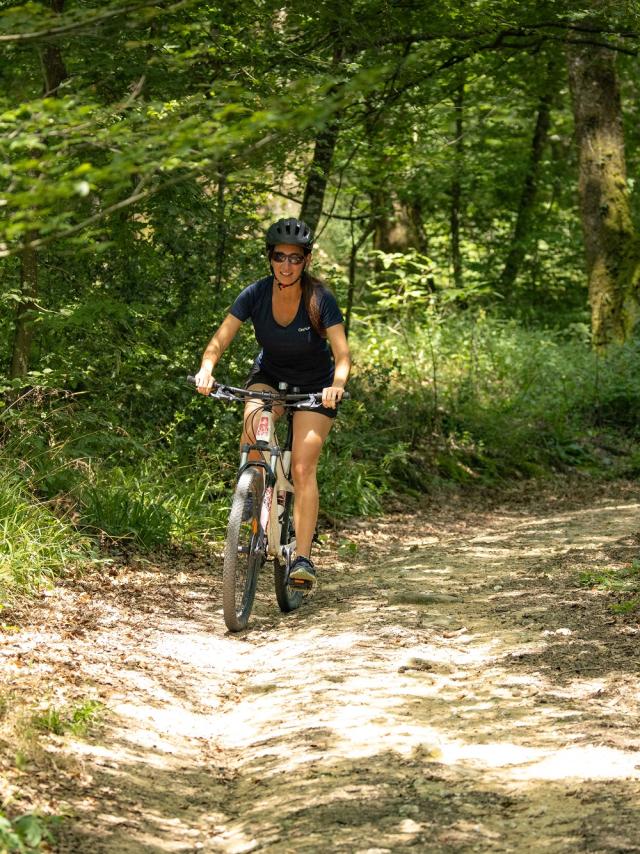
[271,251,305,265]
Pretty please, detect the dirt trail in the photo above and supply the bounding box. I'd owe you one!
[3,486,640,853]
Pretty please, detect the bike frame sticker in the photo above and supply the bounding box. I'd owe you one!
[261,486,273,530]
[256,415,270,441]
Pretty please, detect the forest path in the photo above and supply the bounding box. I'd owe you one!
[4,485,640,853]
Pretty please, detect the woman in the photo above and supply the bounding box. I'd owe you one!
[194,217,351,587]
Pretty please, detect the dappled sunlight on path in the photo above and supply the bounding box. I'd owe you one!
[3,490,640,851]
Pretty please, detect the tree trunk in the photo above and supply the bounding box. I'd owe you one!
[450,74,464,290]
[345,221,374,337]
[10,240,39,378]
[299,44,343,234]
[372,194,427,254]
[299,118,341,234]
[214,170,227,295]
[499,65,554,294]
[567,43,640,349]
[10,0,67,378]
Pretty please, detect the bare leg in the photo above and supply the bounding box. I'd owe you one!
[291,410,334,559]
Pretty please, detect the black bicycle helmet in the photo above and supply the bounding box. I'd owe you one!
[265,217,314,253]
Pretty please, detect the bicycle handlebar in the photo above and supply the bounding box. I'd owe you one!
[186,375,350,403]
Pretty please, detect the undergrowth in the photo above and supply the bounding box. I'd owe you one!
[579,561,640,614]
[347,313,640,492]
[0,462,85,602]
[0,810,53,854]
[2,312,640,596]
[28,699,105,739]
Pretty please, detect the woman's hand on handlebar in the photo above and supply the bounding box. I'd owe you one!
[194,366,215,395]
[321,385,345,410]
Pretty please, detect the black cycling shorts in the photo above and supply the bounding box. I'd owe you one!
[244,365,339,420]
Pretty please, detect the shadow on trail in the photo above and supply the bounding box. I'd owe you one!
[43,496,640,852]
[57,737,640,853]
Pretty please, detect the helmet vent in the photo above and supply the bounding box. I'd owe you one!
[266,218,314,252]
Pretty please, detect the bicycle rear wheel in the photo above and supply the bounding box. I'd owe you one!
[274,491,304,613]
[222,468,263,632]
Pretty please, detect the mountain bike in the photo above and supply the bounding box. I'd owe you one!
[188,377,345,632]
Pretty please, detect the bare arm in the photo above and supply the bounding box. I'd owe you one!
[194,314,243,393]
[323,323,351,408]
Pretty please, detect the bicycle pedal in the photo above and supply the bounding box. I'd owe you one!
[290,577,313,590]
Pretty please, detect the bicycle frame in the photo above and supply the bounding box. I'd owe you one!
[187,376,347,570]
[237,401,295,562]
[187,376,349,629]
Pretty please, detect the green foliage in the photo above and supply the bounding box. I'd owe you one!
[6,300,640,577]
[76,476,174,548]
[0,810,53,854]
[368,251,438,316]
[30,699,105,738]
[4,296,640,584]
[349,311,640,490]
[579,561,640,614]
[1,0,640,593]
[74,465,229,548]
[0,460,84,600]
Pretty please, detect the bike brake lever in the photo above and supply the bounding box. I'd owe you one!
[292,394,321,409]
[213,387,235,400]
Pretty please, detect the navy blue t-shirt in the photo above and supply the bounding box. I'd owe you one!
[229,276,344,389]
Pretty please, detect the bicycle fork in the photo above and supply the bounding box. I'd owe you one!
[236,456,289,565]
[237,403,295,577]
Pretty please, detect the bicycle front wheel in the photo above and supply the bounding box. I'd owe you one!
[274,491,304,613]
[222,468,263,632]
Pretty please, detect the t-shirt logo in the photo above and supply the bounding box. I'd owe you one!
[298,326,311,332]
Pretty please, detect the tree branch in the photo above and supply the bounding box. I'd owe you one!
[236,185,370,222]
[0,179,154,258]
[0,134,278,258]
[0,0,191,44]
[556,36,637,57]
[368,23,638,52]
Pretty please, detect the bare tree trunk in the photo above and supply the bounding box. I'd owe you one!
[345,221,374,337]
[450,74,464,290]
[10,241,39,378]
[299,45,343,233]
[10,0,67,378]
[499,64,554,294]
[567,42,640,349]
[372,194,427,254]
[299,118,341,234]
[214,170,227,295]
[40,15,67,95]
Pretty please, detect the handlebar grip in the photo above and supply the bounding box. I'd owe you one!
[187,374,350,401]
[187,375,218,388]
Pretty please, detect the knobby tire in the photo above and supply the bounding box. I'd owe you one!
[274,491,304,613]
[222,468,263,632]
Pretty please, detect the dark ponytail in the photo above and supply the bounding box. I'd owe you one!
[302,269,328,338]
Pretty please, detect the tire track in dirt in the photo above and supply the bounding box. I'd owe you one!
[3,488,640,852]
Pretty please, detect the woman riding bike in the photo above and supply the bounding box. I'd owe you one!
[194,217,351,587]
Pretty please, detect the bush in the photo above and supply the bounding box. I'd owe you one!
[73,463,230,548]
[4,307,640,568]
[348,312,640,490]
[0,464,83,600]
[0,810,53,854]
